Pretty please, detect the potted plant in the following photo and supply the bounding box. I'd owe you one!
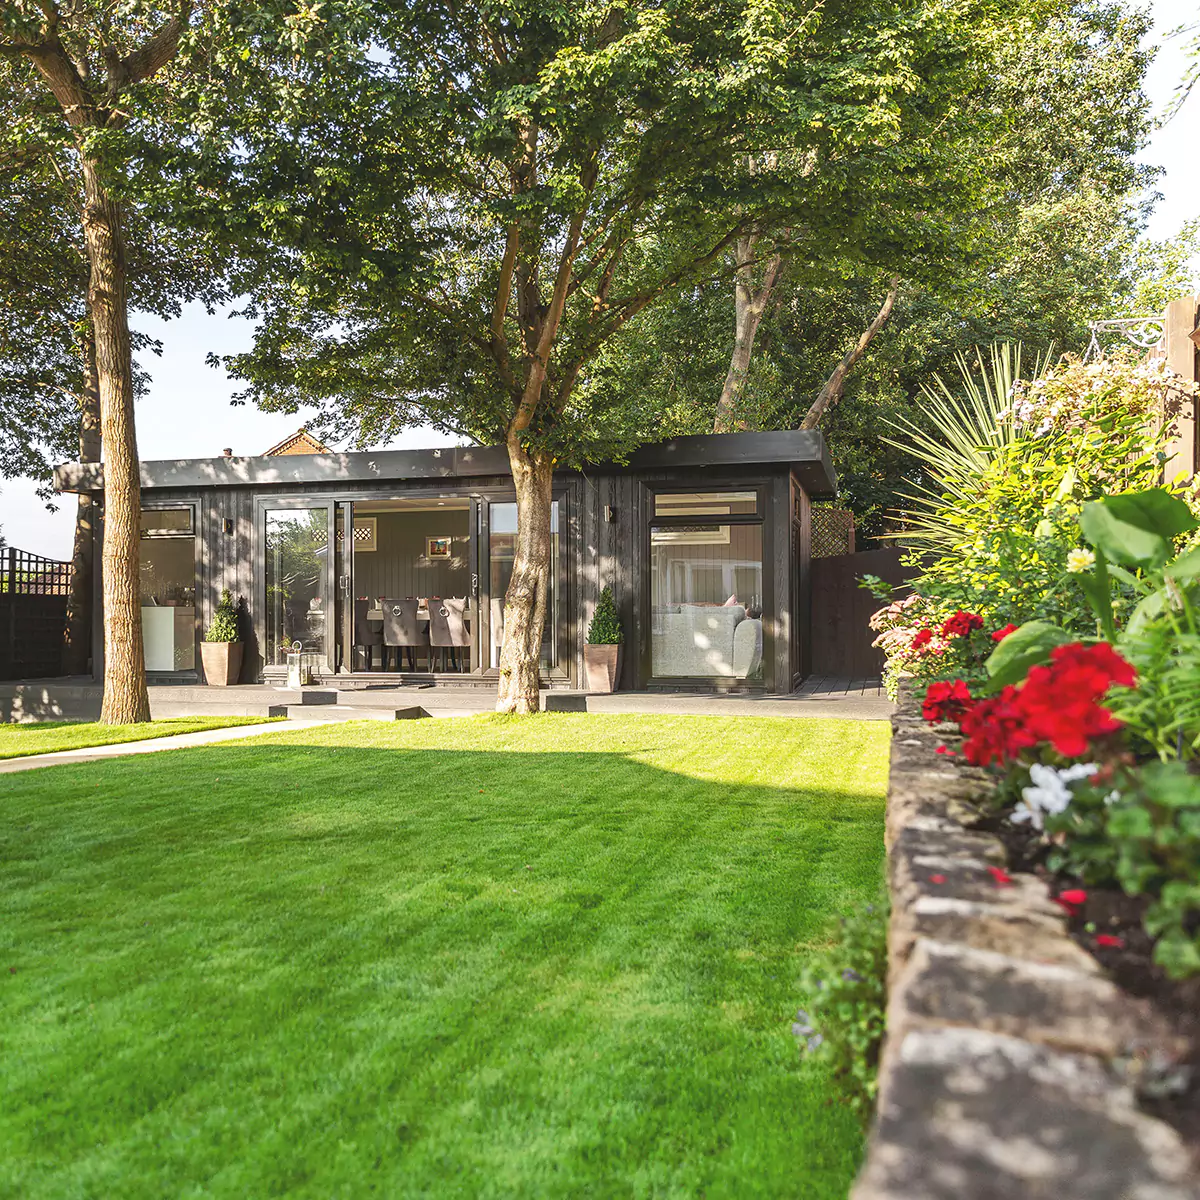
[584,586,623,692]
[201,589,244,686]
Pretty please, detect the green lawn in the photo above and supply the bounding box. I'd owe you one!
[0,714,888,1199]
[0,716,279,760]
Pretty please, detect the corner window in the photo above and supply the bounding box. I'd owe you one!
[139,507,196,671]
[650,490,763,680]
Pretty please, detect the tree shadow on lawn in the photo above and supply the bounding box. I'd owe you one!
[1,729,886,1199]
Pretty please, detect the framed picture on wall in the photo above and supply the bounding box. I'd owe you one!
[427,536,452,559]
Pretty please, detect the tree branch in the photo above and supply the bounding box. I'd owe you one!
[800,277,900,430]
[112,7,187,89]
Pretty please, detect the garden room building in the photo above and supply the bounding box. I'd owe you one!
[52,430,836,695]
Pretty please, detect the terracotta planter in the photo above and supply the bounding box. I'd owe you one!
[584,644,622,693]
[201,641,244,686]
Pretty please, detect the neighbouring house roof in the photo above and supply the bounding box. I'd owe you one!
[53,429,838,498]
[262,428,332,456]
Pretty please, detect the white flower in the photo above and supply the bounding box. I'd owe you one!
[1066,548,1096,574]
[1011,762,1098,832]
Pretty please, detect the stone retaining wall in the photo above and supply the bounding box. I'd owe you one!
[851,692,1199,1199]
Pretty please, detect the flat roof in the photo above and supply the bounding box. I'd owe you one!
[53,429,837,498]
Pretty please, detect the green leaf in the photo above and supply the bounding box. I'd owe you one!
[1164,544,1200,582]
[1079,490,1198,569]
[984,620,1072,688]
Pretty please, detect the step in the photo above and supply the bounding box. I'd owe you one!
[268,704,432,722]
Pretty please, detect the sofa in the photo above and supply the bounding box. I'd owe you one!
[653,604,763,679]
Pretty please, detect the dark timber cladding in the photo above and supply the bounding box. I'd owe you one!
[53,431,836,695]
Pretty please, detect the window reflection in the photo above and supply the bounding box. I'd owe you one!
[651,514,763,680]
[488,501,559,669]
[140,507,195,671]
[265,508,328,666]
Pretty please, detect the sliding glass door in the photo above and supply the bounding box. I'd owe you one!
[261,501,336,672]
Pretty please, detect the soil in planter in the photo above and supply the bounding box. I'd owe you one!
[981,812,1200,1157]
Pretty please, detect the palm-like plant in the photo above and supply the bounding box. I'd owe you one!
[883,342,1053,550]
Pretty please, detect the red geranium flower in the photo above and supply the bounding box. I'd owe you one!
[987,866,1014,888]
[911,628,934,651]
[1049,641,1137,690]
[1095,934,1124,949]
[941,610,985,639]
[959,687,1037,766]
[922,679,974,724]
[991,623,1018,642]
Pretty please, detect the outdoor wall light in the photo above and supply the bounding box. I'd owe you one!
[604,505,615,523]
[222,517,234,535]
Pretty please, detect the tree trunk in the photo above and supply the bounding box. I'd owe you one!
[81,158,150,724]
[713,238,782,434]
[495,433,555,714]
[800,278,900,430]
[63,325,101,677]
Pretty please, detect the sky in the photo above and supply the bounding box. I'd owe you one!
[2,0,1198,559]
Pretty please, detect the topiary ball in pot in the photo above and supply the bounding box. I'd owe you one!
[201,589,244,686]
[585,587,623,692]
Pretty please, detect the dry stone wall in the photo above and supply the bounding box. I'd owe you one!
[852,691,1199,1200]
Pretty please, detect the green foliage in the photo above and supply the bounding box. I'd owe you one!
[571,2,1163,536]
[586,587,622,645]
[152,0,1052,468]
[205,589,240,644]
[1047,762,1200,980]
[797,878,889,1123]
[1107,619,1200,762]
[893,351,1180,633]
[985,621,1073,689]
[1079,490,1198,570]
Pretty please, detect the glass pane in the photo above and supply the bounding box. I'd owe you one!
[653,491,757,518]
[140,507,193,536]
[139,508,195,671]
[265,508,329,667]
[488,501,559,670]
[651,523,763,679]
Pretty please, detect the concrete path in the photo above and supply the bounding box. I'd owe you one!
[0,719,333,775]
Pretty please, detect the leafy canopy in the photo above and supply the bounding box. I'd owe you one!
[147,0,1033,461]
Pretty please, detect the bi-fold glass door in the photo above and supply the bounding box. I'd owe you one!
[335,496,482,674]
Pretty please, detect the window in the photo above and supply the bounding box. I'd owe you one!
[265,508,329,667]
[653,491,757,518]
[140,507,195,671]
[650,490,763,680]
[488,501,559,669]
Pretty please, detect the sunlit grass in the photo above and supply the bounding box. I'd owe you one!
[0,716,279,760]
[0,714,887,1198]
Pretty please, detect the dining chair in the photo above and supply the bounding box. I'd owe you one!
[381,597,425,671]
[428,597,471,671]
[353,597,384,671]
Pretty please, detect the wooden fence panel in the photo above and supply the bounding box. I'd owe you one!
[810,547,908,678]
[0,547,72,681]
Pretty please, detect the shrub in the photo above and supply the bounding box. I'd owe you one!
[889,348,1185,634]
[586,586,623,644]
[795,879,889,1122]
[205,589,241,643]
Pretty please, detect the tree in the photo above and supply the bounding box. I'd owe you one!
[0,4,200,721]
[585,0,1162,539]
[182,0,1019,712]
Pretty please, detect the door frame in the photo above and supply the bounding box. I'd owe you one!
[254,496,339,676]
